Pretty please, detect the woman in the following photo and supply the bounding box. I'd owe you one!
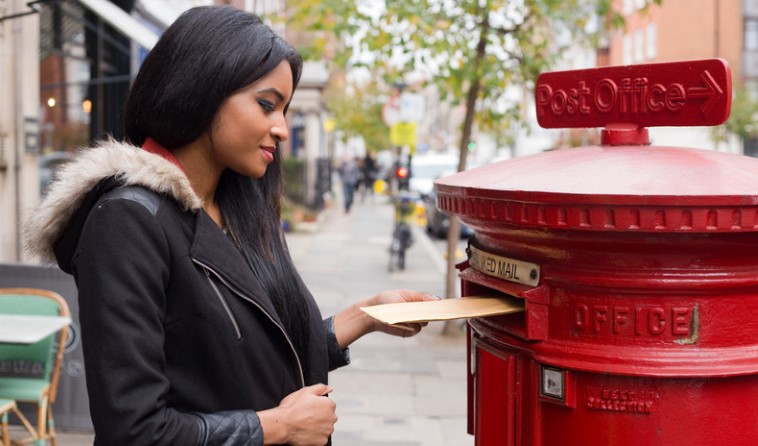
[25,6,433,445]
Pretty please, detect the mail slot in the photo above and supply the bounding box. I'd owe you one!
[435,59,758,445]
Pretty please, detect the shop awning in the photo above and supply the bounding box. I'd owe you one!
[77,0,158,50]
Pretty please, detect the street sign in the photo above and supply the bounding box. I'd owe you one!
[383,92,425,127]
[382,96,400,127]
[535,59,732,128]
[390,122,417,151]
[399,92,425,123]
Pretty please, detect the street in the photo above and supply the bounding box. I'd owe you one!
[288,193,473,446]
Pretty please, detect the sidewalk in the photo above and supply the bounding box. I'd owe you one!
[289,196,472,446]
[55,194,472,446]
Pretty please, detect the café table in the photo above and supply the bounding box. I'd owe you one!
[0,315,71,344]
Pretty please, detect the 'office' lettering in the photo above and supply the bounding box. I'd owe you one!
[574,303,692,338]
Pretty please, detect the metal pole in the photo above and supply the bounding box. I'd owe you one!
[12,0,23,261]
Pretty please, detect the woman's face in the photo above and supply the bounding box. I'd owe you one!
[210,60,293,179]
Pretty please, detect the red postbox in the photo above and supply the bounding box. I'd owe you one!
[435,59,758,445]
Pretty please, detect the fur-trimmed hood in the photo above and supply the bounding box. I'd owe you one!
[24,139,203,263]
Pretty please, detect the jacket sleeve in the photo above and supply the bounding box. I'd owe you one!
[323,316,350,371]
[193,411,263,446]
[72,197,261,445]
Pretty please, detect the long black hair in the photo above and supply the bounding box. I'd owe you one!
[123,6,312,377]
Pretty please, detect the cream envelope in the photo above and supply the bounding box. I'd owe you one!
[361,295,525,325]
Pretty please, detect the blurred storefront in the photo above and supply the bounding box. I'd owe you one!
[1,0,333,261]
[0,0,158,263]
[0,0,42,263]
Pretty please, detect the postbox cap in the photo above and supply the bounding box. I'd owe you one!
[437,59,758,232]
[435,145,758,232]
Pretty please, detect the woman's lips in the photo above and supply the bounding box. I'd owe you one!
[260,146,275,162]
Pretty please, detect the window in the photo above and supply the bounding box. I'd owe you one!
[646,23,657,59]
[623,34,633,65]
[746,19,758,51]
[0,0,6,37]
[743,137,758,158]
[634,30,645,62]
[623,0,634,15]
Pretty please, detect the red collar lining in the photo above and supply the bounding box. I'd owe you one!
[142,137,186,174]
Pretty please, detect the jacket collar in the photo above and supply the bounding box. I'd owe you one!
[24,137,286,327]
[142,137,186,174]
[190,211,282,324]
[24,138,202,263]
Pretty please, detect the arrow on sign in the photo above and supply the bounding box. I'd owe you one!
[686,70,723,116]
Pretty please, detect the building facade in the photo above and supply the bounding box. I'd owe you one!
[606,0,742,73]
[0,0,332,262]
[601,0,744,153]
[0,0,41,263]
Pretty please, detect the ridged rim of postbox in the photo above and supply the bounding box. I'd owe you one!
[471,317,758,377]
[435,145,758,232]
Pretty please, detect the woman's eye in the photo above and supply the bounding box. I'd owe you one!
[258,100,275,112]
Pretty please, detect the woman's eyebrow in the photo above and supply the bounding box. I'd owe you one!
[257,88,285,101]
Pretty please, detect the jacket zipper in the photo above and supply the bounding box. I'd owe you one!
[203,267,242,340]
[193,258,306,387]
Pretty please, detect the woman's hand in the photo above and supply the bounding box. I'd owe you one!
[333,289,438,348]
[258,384,337,445]
[365,289,439,337]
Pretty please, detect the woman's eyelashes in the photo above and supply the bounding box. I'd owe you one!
[258,99,275,113]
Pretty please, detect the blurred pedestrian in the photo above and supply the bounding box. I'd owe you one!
[361,152,378,202]
[337,155,360,213]
[24,6,435,445]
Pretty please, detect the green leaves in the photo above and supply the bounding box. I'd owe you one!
[323,81,390,153]
[282,0,622,147]
[719,83,758,142]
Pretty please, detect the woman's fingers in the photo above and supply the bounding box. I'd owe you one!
[384,322,425,337]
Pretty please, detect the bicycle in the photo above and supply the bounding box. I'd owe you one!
[388,191,417,272]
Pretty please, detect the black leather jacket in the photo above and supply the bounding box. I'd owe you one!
[25,141,349,445]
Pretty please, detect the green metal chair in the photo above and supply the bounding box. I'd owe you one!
[1,398,14,446]
[0,289,70,446]
[0,399,36,446]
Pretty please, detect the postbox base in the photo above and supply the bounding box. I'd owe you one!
[468,330,758,446]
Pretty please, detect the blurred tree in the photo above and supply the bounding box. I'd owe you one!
[282,0,659,308]
[324,81,391,153]
[714,83,758,150]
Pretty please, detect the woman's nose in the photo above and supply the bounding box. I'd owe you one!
[271,120,289,142]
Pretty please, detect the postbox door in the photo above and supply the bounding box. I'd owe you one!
[474,345,519,446]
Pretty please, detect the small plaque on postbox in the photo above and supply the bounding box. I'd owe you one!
[535,59,731,128]
[468,245,540,287]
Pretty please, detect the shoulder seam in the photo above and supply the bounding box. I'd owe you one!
[100,186,163,216]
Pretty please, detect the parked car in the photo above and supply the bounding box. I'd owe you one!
[39,151,74,197]
[408,153,459,197]
[422,187,474,239]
